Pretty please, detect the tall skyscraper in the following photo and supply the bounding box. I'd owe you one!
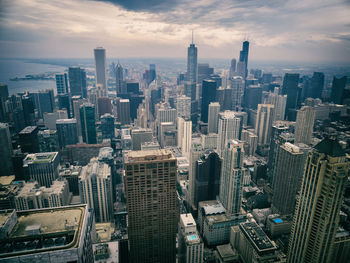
[177,117,192,156]
[57,94,72,118]
[100,113,115,140]
[30,89,55,118]
[294,106,315,145]
[79,158,113,223]
[201,79,217,123]
[230,76,244,111]
[116,98,130,125]
[115,62,125,94]
[307,72,324,99]
[94,47,107,93]
[208,102,220,133]
[287,138,349,263]
[0,123,13,176]
[331,76,347,104]
[264,90,287,121]
[184,82,196,101]
[69,67,87,98]
[187,37,198,84]
[124,149,178,263]
[237,41,249,79]
[56,118,79,148]
[272,142,309,215]
[255,104,274,145]
[19,126,39,153]
[55,73,69,95]
[176,95,191,119]
[80,103,97,144]
[282,73,299,119]
[229,58,236,78]
[217,111,241,156]
[219,140,246,215]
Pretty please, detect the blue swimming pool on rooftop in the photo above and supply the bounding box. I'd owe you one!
[187,234,198,241]
[273,218,283,223]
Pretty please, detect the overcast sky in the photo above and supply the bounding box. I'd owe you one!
[0,0,350,62]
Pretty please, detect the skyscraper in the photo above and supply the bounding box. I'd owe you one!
[80,103,97,144]
[307,72,325,99]
[0,123,13,176]
[184,82,196,101]
[230,76,244,111]
[176,95,191,119]
[229,58,236,78]
[201,79,217,123]
[255,104,274,145]
[79,158,113,223]
[124,149,178,263]
[237,41,249,79]
[264,90,287,121]
[208,102,220,133]
[19,126,39,153]
[219,140,246,215]
[282,73,299,119]
[94,47,107,93]
[100,113,115,140]
[69,67,87,98]
[56,118,79,148]
[57,94,71,118]
[116,98,130,125]
[55,73,69,95]
[287,138,349,263]
[116,62,125,94]
[331,76,347,104]
[187,37,198,84]
[294,106,315,145]
[177,117,192,156]
[217,111,241,156]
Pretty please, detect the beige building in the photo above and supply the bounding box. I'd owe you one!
[294,106,315,145]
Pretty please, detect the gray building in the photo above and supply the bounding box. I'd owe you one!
[56,118,79,148]
[38,129,59,152]
[0,123,13,176]
[131,128,153,150]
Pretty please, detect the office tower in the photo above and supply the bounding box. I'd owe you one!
[19,126,39,153]
[201,133,218,149]
[43,110,68,130]
[14,179,70,210]
[126,81,140,94]
[264,90,287,121]
[115,62,125,94]
[237,41,249,79]
[149,64,156,83]
[0,83,8,99]
[231,76,244,111]
[94,47,107,93]
[184,82,196,101]
[255,104,274,145]
[287,138,349,263]
[116,98,130,125]
[69,67,87,98]
[282,73,299,119]
[30,89,55,118]
[21,95,35,126]
[100,113,115,140]
[79,158,113,223]
[241,129,258,156]
[38,129,59,152]
[159,122,177,147]
[0,84,8,122]
[272,143,309,215]
[219,140,246,215]
[178,214,204,263]
[56,118,79,148]
[188,144,204,207]
[23,152,60,187]
[177,95,191,119]
[156,102,177,123]
[294,106,315,145]
[55,73,69,94]
[201,79,217,123]
[194,150,221,207]
[197,64,214,85]
[216,87,232,111]
[187,38,198,84]
[0,123,13,176]
[131,128,153,150]
[124,149,178,263]
[177,117,192,156]
[97,97,112,117]
[217,111,241,156]
[331,76,347,104]
[208,102,220,133]
[229,58,236,78]
[58,94,71,118]
[72,96,87,138]
[307,72,324,99]
[80,103,97,144]
[243,85,262,110]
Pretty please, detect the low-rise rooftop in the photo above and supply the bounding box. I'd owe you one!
[23,152,58,164]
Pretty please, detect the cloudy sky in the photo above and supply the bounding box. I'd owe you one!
[0,0,350,62]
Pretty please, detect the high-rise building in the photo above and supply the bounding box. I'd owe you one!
[282,73,299,119]
[331,76,347,104]
[243,85,262,110]
[184,82,196,101]
[217,111,241,156]
[272,142,310,215]
[241,129,258,156]
[19,126,39,153]
[177,117,192,156]
[94,47,107,93]
[201,79,217,123]
[116,62,125,94]
[72,96,87,139]
[100,113,115,140]
[43,110,68,130]
[69,67,87,98]
[188,144,204,207]
[264,90,287,121]
[208,102,220,133]
[287,138,349,263]
[178,213,204,263]
[255,104,274,145]
[187,39,198,84]
[56,118,79,148]
[23,152,60,187]
[0,123,13,176]
[124,149,178,263]
[307,72,324,99]
[97,97,112,117]
[176,95,191,119]
[21,95,35,126]
[79,158,113,223]
[38,129,59,152]
[80,103,97,144]
[131,128,153,150]
[55,73,69,95]
[219,140,246,215]
[30,89,55,118]
[197,64,214,85]
[229,58,236,78]
[230,76,244,111]
[237,41,249,79]
[116,98,130,125]
[194,150,222,207]
[57,94,72,118]
[294,106,315,145]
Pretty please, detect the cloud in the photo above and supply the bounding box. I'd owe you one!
[95,0,181,11]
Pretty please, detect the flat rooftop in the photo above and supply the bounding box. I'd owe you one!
[124,149,175,163]
[180,214,196,227]
[23,152,58,164]
[0,211,14,227]
[240,222,276,252]
[185,234,201,245]
[216,244,238,261]
[0,176,15,186]
[19,126,37,134]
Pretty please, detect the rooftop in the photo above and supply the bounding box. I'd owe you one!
[180,213,196,227]
[216,244,238,261]
[23,152,58,164]
[0,176,15,186]
[19,126,37,134]
[240,222,276,253]
[314,138,345,157]
[56,118,77,124]
[125,149,175,163]
[185,234,201,245]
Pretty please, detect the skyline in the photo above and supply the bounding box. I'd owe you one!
[0,0,349,62]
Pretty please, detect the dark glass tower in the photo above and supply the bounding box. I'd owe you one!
[307,72,324,99]
[80,103,97,144]
[331,76,347,104]
[187,40,198,84]
[239,41,249,79]
[200,79,217,123]
[69,67,87,98]
[282,73,299,119]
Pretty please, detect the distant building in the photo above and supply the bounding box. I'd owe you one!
[116,98,130,125]
[201,80,217,123]
[331,76,347,104]
[29,89,55,118]
[187,41,198,84]
[264,90,287,121]
[177,95,191,119]
[255,104,274,145]
[294,106,315,145]
[69,67,87,98]
[37,129,59,152]
[208,102,220,133]
[282,73,299,119]
[0,123,13,176]
[19,126,39,153]
[56,118,79,148]
[94,47,107,93]
[217,111,241,157]
[55,73,69,95]
[243,85,262,110]
[100,113,115,140]
[131,128,153,150]
[231,76,244,111]
[43,110,68,130]
[80,103,97,144]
